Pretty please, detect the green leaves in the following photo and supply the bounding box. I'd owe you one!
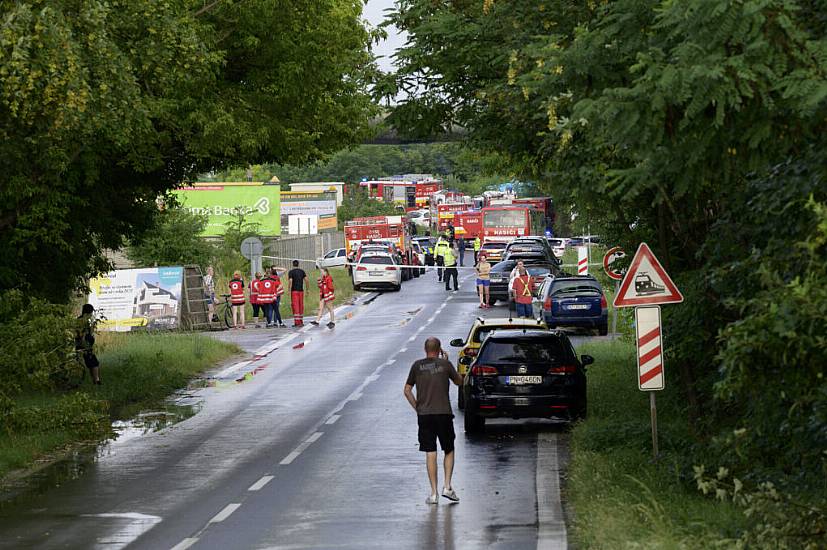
[0,0,377,300]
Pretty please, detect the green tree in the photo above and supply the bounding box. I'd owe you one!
[383,0,827,497]
[126,209,214,268]
[0,0,377,301]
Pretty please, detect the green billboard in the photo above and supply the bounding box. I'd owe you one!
[173,183,281,236]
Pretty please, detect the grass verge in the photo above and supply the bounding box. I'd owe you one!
[568,339,748,548]
[0,332,238,479]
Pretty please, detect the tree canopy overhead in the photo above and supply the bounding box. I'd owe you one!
[381,0,827,514]
[0,0,378,300]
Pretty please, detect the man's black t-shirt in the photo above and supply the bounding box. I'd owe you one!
[288,268,307,292]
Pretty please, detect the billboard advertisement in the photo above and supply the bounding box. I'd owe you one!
[173,183,281,236]
[280,191,338,232]
[88,267,184,332]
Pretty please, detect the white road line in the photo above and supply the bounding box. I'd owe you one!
[365,374,380,383]
[384,359,396,366]
[170,538,199,550]
[248,475,274,491]
[215,361,251,379]
[209,503,241,523]
[536,433,567,550]
[399,347,407,353]
[325,414,341,425]
[347,391,363,402]
[427,316,436,323]
[407,335,416,342]
[280,432,324,465]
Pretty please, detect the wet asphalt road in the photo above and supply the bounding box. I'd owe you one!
[0,263,592,550]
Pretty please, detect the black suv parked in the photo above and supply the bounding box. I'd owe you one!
[460,329,592,432]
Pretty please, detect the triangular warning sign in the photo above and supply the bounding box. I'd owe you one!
[613,243,684,308]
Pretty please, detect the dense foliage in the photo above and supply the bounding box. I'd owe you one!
[383,0,827,537]
[0,0,377,301]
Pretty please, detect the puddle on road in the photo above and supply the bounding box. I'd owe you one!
[0,402,199,510]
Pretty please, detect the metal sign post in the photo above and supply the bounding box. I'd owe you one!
[611,280,620,338]
[614,243,683,463]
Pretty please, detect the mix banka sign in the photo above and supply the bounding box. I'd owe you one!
[173,184,280,236]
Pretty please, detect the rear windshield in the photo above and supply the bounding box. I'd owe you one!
[549,239,563,246]
[551,280,601,295]
[478,338,570,363]
[482,242,507,250]
[526,266,551,277]
[360,256,393,265]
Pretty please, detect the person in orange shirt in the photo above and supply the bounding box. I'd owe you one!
[511,264,535,318]
[311,268,336,328]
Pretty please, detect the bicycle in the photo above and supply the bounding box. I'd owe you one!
[217,294,234,329]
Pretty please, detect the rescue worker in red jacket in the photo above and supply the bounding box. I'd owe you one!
[311,268,335,328]
[229,271,246,329]
[258,271,275,327]
[250,272,263,328]
[511,264,536,318]
[271,266,287,328]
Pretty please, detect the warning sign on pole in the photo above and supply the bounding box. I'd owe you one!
[635,306,665,391]
[577,246,588,275]
[614,243,683,307]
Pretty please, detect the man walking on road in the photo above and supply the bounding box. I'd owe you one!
[404,337,463,504]
[457,236,466,267]
[287,260,307,327]
[434,235,449,282]
[473,236,481,264]
[443,241,459,292]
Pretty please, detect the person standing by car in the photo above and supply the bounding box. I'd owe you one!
[403,337,463,505]
[475,252,492,308]
[288,260,307,327]
[457,236,466,267]
[511,264,536,318]
[311,268,336,328]
[473,236,481,264]
[443,241,459,292]
[229,271,246,329]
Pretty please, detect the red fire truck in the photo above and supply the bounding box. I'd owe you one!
[454,211,483,240]
[344,215,407,253]
[481,205,547,243]
[359,180,443,208]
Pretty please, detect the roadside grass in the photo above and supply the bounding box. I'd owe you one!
[568,339,748,548]
[0,332,238,479]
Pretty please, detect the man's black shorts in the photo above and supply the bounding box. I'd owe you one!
[417,414,455,453]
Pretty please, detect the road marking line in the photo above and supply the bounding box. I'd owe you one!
[347,391,363,402]
[536,433,567,550]
[384,359,396,366]
[307,431,323,443]
[427,316,436,323]
[408,335,416,342]
[215,361,251,378]
[325,414,341,425]
[209,503,241,523]
[170,538,199,550]
[248,475,274,491]
[280,432,325,465]
[399,347,407,353]
[365,374,380,383]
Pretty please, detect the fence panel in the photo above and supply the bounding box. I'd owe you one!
[264,232,344,270]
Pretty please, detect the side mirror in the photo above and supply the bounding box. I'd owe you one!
[449,338,465,347]
[581,354,594,367]
[459,356,473,366]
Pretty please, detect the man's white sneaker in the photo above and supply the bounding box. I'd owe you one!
[441,487,459,502]
[425,494,438,505]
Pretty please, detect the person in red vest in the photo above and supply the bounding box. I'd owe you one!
[270,266,287,328]
[287,260,307,327]
[311,268,335,328]
[511,264,536,318]
[250,272,263,328]
[229,270,246,329]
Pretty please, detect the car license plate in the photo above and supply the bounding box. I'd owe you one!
[513,398,530,406]
[369,272,383,277]
[567,304,590,310]
[507,376,542,385]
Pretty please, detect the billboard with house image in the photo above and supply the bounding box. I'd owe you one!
[89,267,184,331]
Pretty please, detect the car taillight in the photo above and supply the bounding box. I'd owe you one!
[385,266,397,271]
[356,266,367,271]
[548,365,577,374]
[471,365,498,376]
[544,296,552,311]
[600,294,607,308]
